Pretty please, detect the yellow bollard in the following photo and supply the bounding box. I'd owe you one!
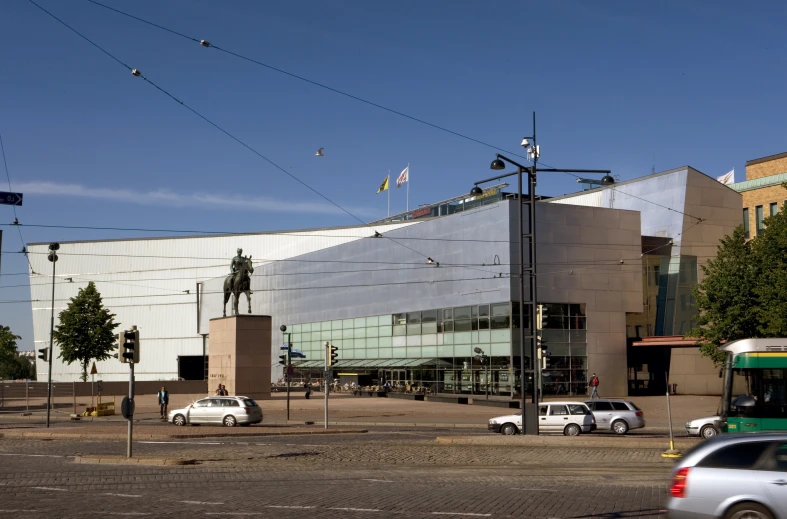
[662,378,683,459]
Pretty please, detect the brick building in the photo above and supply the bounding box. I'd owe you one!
[731,152,787,237]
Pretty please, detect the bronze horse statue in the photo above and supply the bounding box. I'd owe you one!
[223,255,254,317]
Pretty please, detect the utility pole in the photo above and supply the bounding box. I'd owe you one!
[45,242,59,428]
[280,326,291,421]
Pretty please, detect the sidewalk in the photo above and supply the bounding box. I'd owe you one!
[1,391,719,434]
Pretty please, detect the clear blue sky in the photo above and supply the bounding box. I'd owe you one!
[2,0,786,350]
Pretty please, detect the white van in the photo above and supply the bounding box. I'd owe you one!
[488,401,596,436]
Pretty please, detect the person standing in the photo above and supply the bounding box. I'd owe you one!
[157,386,169,420]
[303,380,311,399]
[589,373,600,399]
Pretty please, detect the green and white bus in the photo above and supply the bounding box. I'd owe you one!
[721,338,787,433]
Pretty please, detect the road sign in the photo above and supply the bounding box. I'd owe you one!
[90,362,98,375]
[0,191,23,206]
[290,352,306,359]
[280,345,290,350]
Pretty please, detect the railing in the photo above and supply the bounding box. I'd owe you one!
[0,380,76,414]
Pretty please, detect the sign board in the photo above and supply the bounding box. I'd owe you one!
[90,362,98,375]
[0,191,23,206]
[97,380,103,393]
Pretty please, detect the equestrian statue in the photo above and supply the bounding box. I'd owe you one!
[223,248,254,317]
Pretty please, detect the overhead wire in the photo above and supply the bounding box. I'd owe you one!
[0,133,35,274]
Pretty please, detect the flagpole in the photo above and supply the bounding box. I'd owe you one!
[406,163,410,212]
[387,172,390,217]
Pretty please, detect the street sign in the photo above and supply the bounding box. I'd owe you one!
[280,345,290,350]
[90,362,98,375]
[0,191,23,206]
[290,352,306,359]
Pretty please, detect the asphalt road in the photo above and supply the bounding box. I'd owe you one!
[0,426,675,519]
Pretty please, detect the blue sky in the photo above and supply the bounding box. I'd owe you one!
[2,0,786,350]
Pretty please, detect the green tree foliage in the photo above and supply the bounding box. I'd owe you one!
[53,282,118,381]
[0,325,23,379]
[691,189,787,364]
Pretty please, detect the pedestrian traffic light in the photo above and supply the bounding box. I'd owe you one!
[278,352,288,366]
[120,328,140,363]
[536,304,548,329]
[38,348,48,362]
[330,344,338,366]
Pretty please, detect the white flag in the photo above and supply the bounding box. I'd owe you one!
[717,169,734,185]
[396,166,409,188]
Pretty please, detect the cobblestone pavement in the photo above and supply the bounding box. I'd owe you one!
[0,428,675,519]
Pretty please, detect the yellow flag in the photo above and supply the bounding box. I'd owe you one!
[376,175,389,193]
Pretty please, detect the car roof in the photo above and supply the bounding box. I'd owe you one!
[540,401,589,405]
[584,398,631,403]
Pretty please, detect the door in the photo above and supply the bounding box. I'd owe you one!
[592,400,614,429]
[538,404,549,432]
[189,398,212,424]
[547,404,571,433]
[761,441,787,510]
[204,398,225,423]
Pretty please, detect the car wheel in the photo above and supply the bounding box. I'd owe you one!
[724,502,774,519]
[173,414,186,427]
[612,419,629,435]
[700,424,717,439]
[501,423,518,435]
[223,415,237,427]
[564,423,581,436]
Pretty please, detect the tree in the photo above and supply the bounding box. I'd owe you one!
[0,325,22,379]
[53,282,118,381]
[753,198,787,336]
[689,227,761,365]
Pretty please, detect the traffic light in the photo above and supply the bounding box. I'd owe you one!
[536,304,548,329]
[278,352,288,366]
[325,342,339,367]
[38,348,48,362]
[330,344,338,366]
[120,328,140,363]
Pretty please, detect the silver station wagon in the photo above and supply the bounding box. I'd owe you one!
[169,396,263,427]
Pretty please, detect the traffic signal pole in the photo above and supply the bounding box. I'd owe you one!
[286,334,291,422]
[127,358,134,458]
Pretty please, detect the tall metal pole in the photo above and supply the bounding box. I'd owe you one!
[529,111,539,410]
[286,333,291,422]
[517,164,527,427]
[324,367,330,430]
[46,244,58,428]
[127,358,134,458]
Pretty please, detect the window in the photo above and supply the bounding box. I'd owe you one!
[593,401,614,411]
[756,205,765,236]
[538,405,548,416]
[612,402,631,411]
[568,404,590,415]
[743,208,750,239]
[193,399,209,408]
[243,399,258,407]
[652,264,661,286]
[771,443,787,472]
[549,405,569,416]
[697,441,770,469]
[771,202,779,217]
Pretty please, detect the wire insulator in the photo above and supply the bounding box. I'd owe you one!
[200,40,210,47]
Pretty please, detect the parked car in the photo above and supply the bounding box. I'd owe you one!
[666,433,787,519]
[685,415,720,439]
[584,399,645,435]
[488,401,596,436]
[169,396,263,427]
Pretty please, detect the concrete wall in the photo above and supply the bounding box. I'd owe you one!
[73,379,207,397]
[669,347,722,395]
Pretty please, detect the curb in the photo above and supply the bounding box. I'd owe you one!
[73,456,198,466]
[435,435,702,449]
[0,427,368,440]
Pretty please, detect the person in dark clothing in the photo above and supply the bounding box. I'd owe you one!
[157,386,169,419]
[303,381,311,399]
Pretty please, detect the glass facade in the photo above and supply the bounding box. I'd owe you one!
[288,301,589,397]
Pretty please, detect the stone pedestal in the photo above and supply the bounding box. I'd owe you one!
[208,315,271,400]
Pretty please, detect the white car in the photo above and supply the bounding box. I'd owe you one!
[488,401,596,436]
[685,415,720,439]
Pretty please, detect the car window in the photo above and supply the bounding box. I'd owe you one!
[594,401,613,411]
[549,405,568,416]
[538,405,548,416]
[630,402,642,411]
[612,402,630,411]
[243,399,258,407]
[208,399,223,407]
[229,400,240,407]
[193,399,209,408]
[697,441,770,469]
[584,402,595,411]
[770,443,787,472]
[569,404,590,415]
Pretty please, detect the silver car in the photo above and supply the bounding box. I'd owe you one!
[667,433,787,519]
[169,396,263,427]
[686,415,721,439]
[584,399,645,435]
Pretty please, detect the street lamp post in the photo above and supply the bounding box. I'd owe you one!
[470,112,614,434]
[46,242,60,428]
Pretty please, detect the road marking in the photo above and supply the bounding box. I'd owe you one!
[361,478,393,483]
[431,513,491,517]
[180,501,224,506]
[265,505,316,509]
[32,487,67,492]
[329,508,381,512]
[0,453,63,458]
[102,493,142,498]
[101,513,150,516]
[205,514,261,516]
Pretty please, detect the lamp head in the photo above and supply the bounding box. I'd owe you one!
[490,158,506,171]
[470,186,483,196]
[601,174,615,185]
[521,138,530,148]
[473,347,484,354]
[48,242,60,251]
[280,325,287,332]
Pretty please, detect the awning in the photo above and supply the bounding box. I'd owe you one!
[630,336,700,347]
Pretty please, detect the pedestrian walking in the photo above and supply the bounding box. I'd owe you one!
[303,380,311,399]
[589,373,600,399]
[157,386,169,419]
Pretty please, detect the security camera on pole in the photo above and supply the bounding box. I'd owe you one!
[118,326,139,458]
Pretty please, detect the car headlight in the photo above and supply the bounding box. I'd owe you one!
[489,420,498,425]
[685,422,692,427]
